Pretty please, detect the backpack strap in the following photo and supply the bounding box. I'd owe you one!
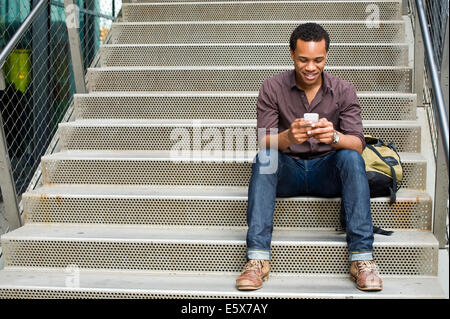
[373,226,394,236]
[338,206,394,236]
[387,141,403,192]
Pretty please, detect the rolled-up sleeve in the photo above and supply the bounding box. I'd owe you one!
[339,82,366,149]
[256,79,279,136]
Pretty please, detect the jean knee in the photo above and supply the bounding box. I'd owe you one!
[336,149,365,170]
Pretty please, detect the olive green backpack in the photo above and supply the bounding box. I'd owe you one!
[362,135,403,205]
[355,136,403,236]
[337,136,403,236]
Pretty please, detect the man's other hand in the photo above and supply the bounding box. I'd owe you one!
[308,118,335,144]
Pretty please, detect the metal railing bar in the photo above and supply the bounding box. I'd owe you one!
[415,0,449,169]
[0,0,48,69]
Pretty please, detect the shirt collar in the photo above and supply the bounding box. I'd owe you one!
[289,69,334,94]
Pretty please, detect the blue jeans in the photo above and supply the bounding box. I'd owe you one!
[246,148,374,262]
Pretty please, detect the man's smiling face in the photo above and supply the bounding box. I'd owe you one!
[289,38,328,90]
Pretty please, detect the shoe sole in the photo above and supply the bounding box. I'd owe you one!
[350,274,383,291]
[236,274,269,291]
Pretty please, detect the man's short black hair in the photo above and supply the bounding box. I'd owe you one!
[289,23,330,52]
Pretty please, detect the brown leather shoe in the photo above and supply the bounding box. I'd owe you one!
[236,259,270,291]
[350,260,383,291]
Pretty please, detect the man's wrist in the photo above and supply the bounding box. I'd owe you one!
[286,129,296,145]
[279,130,294,151]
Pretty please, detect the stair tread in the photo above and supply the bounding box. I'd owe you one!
[1,224,438,247]
[60,119,421,127]
[42,150,426,161]
[101,42,410,47]
[112,20,405,25]
[0,268,444,299]
[24,184,430,199]
[74,92,416,97]
[88,65,412,70]
[123,0,403,5]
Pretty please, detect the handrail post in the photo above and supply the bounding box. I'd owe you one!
[434,17,449,248]
[441,17,449,111]
[64,0,87,94]
[0,118,22,231]
[414,3,425,107]
[434,132,449,248]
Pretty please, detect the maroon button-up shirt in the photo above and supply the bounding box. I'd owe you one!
[257,69,365,160]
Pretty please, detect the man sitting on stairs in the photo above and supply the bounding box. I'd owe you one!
[236,23,383,292]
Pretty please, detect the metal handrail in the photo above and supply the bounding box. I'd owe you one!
[0,0,48,69]
[415,0,449,169]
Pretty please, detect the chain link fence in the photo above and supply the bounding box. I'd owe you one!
[0,0,121,235]
[425,0,449,67]
[425,0,448,161]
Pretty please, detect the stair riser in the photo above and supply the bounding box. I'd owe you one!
[0,268,445,299]
[1,240,438,276]
[100,44,409,67]
[0,289,255,299]
[122,0,395,2]
[23,195,432,230]
[87,68,412,92]
[74,94,417,121]
[110,22,405,44]
[41,159,426,190]
[58,125,421,153]
[122,2,401,22]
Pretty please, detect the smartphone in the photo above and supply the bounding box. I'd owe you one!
[302,113,319,127]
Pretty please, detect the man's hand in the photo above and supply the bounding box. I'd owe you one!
[308,118,335,144]
[280,117,362,153]
[288,118,335,145]
[287,118,314,145]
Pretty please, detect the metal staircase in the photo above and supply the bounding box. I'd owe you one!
[0,0,446,298]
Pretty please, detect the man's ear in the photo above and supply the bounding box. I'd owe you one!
[289,48,295,61]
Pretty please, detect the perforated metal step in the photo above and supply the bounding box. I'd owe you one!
[40,151,427,190]
[0,268,444,299]
[22,185,432,230]
[110,21,405,44]
[87,66,412,92]
[0,225,438,276]
[57,120,421,153]
[99,43,409,67]
[74,92,417,121]
[121,1,401,22]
